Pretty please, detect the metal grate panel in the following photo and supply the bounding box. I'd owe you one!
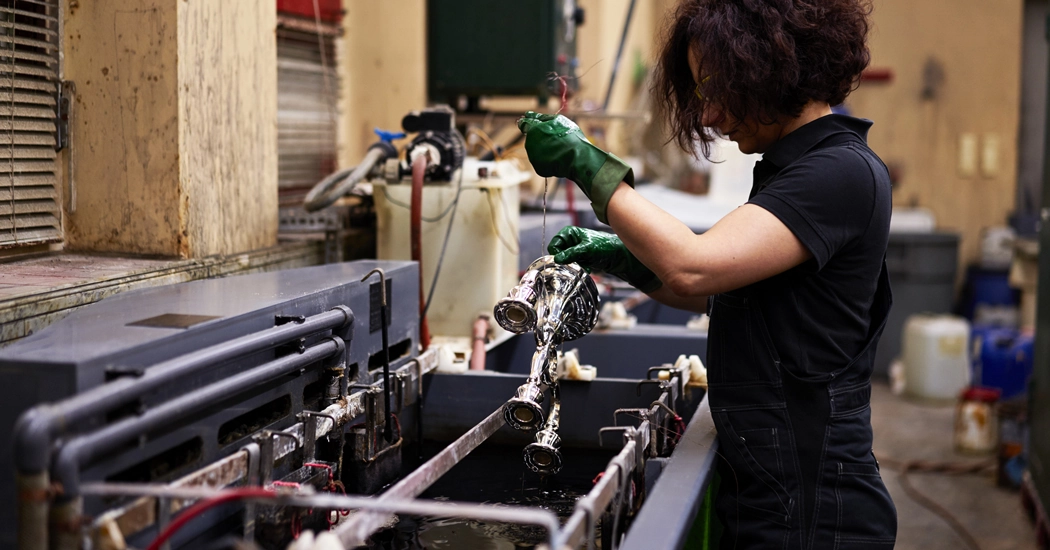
[276,24,339,207]
[0,0,60,249]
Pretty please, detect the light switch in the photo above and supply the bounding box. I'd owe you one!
[958,133,977,178]
[981,133,1000,178]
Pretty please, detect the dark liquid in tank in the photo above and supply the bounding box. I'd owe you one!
[367,443,615,549]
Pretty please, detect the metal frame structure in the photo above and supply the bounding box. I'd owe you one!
[77,364,716,550]
[0,260,718,549]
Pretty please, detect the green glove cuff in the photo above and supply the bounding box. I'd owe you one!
[588,153,634,224]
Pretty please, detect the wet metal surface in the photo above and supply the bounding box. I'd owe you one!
[370,443,618,549]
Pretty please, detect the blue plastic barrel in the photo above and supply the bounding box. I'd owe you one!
[961,267,1018,320]
[971,326,1033,399]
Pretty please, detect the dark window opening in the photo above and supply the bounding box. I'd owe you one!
[107,437,203,484]
[218,395,292,446]
[368,338,412,371]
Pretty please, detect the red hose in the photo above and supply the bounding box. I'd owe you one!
[145,488,277,550]
[410,155,431,350]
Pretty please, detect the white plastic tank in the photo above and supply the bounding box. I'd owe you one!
[373,158,528,339]
[902,314,971,401]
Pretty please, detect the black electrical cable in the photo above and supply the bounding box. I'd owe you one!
[422,128,467,317]
[603,0,637,112]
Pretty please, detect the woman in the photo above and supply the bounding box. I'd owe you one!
[517,0,897,548]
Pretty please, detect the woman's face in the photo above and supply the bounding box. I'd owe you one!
[688,49,785,155]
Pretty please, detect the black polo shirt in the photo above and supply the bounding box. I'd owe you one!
[746,114,891,381]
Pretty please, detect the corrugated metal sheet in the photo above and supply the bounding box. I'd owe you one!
[277,26,339,206]
[0,0,61,249]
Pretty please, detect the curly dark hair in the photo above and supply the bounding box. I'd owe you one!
[654,0,872,158]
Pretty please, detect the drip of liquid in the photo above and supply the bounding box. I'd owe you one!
[541,177,548,255]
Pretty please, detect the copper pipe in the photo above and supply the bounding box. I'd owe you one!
[470,315,489,371]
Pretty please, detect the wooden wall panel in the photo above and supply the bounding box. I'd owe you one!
[62,0,278,258]
[849,0,1024,269]
[177,0,278,257]
[339,0,427,165]
[62,1,181,255]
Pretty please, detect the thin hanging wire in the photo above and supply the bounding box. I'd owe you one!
[311,0,337,156]
[541,177,548,255]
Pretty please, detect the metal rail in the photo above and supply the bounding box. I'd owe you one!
[80,386,711,549]
[80,417,652,550]
[621,394,717,550]
[81,484,562,550]
[16,306,353,473]
[334,406,508,546]
[556,425,645,549]
[53,337,346,499]
[87,348,440,540]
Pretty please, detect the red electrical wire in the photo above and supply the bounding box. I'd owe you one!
[410,154,431,350]
[554,74,570,115]
[145,488,277,550]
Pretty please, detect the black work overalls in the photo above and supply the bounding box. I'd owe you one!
[707,262,897,549]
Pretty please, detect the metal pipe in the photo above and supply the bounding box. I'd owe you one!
[51,336,345,500]
[335,406,507,546]
[470,315,489,370]
[49,498,81,550]
[602,0,637,112]
[15,307,351,550]
[493,257,547,333]
[557,438,638,549]
[15,307,352,474]
[16,473,47,550]
[81,484,560,550]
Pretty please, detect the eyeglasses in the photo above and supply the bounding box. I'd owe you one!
[694,75,711,101]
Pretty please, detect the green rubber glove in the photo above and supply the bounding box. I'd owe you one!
[517,111,634,224]
[547,226,661,293]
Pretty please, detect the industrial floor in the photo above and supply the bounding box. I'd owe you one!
[869,381,1038,550]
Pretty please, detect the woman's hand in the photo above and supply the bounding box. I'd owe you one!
[547,226,661,293]
[517,111,634,224]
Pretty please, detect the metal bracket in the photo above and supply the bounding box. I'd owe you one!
[252,432,275,487]
[613,408,649,428]
[242,442,261,543]
[598,425,636,448]
[299,411,338,465]
[300,413,318,462]
[55,81,73,151]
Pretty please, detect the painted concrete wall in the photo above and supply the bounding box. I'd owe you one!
[339,0,427,166]
[849,0,1024,268]
[61,0,278,258]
